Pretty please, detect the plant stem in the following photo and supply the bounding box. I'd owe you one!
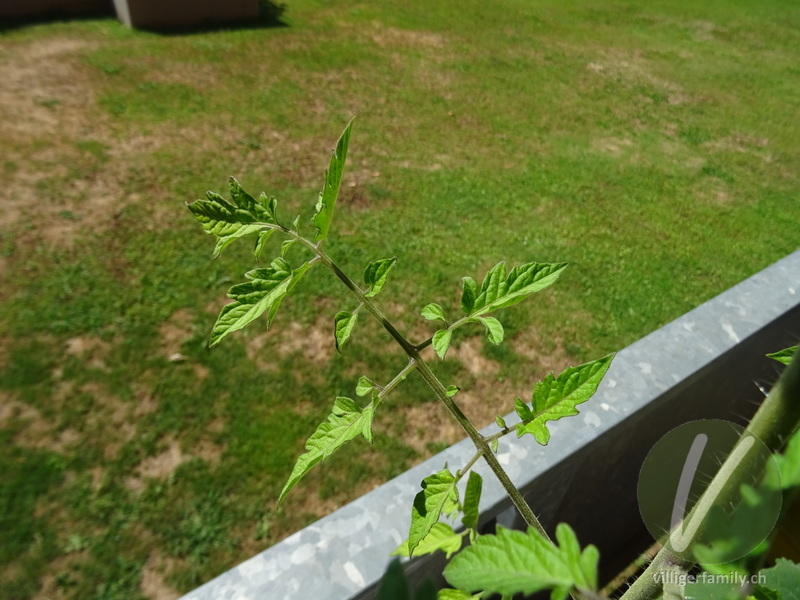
[306,240,551,540]
[377,359,418,401]
[619,351,800,600]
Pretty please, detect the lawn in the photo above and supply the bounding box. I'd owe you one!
[1,0,799,597]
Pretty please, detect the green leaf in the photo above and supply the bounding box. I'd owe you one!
[313,119,353,242]
[187,179,281,257]
[693,472,782,568]
[279,397,375,503]
[212,234,242,259]
[393,522,465,559]
[364,257,397,298]
[187,190,263,258]
[495,415,506,429]
[409,469,460,556]
[757,559,800,600]
[490,438,499,453]
[514,397,532,421]
[446,385,460,397]
[257,192,278,221]
[210,257,294,346]
[460,277,477,314]
[437,590,481,600]
[334,311,359,352]
[280,238,296,258]
[478,316,504,344]
[229,177,274,222]
[775,427,800,489]
[462,262,567,317]
[753,586,781,600]
[433,329,453,360]
[555,523,597,591]
[443,524,599,597]
[356,376,377,397]
[685,580,744,600]
[422,303,447,322]
[254,229,275,260]
[462,471,483,531]
[516,354,614,445]
[287,261,313,294]
[767,345,797,366]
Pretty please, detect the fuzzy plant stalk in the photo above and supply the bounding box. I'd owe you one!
[188,120,612,599]
[619,349,800,600]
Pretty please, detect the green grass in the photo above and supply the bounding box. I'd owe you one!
[1,1,799,597]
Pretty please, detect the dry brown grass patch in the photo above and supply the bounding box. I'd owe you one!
[159,308,196,360]
[127,434,225,493]
[370,24,446,50]
[140,552,182,600]
[2,395,80,453]
[65,336,112,371]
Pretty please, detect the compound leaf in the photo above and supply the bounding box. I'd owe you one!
[187,190,263,258]
[229,177,274,222]
[334,311,359,352]
[462,262,567,317]
[767,345,797,366]
[443,524,599,598]
[313,119,353,242]
[516,355,614,445]
[364,257,397,297]
[393,522,465,560]
[279,396,375,503]
[409,469,460,556]
[210,257,294,346]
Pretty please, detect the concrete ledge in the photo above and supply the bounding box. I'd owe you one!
[179,250,800,599]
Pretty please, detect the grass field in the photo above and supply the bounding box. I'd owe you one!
[1,0,799,597]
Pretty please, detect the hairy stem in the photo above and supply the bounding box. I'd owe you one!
[619,351,800,600]
[377,359,418,400]
[304,239,551,540]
